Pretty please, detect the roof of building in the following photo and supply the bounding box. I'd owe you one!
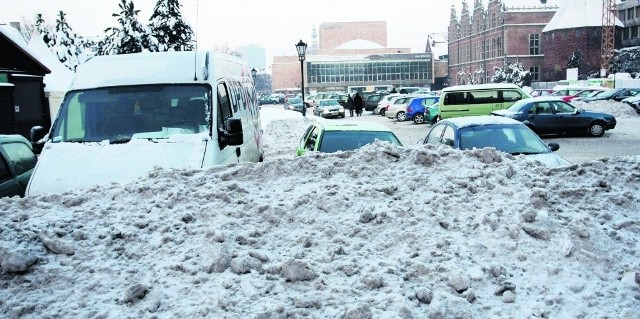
[0,24,50,75]
[335,39,385,50]
[542,0,623,32]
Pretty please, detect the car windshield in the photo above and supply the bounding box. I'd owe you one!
[50,84,210,143]
[288,97,302,103]
[318,130,402,153]
[595,89,617,98]
[505,99,530,112]
[459,124,549,155]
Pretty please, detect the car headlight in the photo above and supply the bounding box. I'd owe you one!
[339,107,344,112]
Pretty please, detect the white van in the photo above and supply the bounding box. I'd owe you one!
[26,51,264,196]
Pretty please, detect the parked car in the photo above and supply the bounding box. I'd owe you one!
[491,96,617,137]
[406,96,440,124]
[421,116,571,168]
[365,93,389,112]
[576,88,640,103]
[622,95,640,114]
[258,95,278,105]
[530,89,555,97]
[561,88,608,102]
[329,94,349,108]
[0,134,38,197]
[374,93,405,116]
[304,94,316,107]
[550,87,592,97]
[385,96,414,121]
[286,97,305,112]
[296,122,403,156]
[313,99,345,118]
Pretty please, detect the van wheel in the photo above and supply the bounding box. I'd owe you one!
[413,113,425,124]
[396,111,406,121]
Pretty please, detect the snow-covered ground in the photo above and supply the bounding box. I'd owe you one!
[1,106,639,318]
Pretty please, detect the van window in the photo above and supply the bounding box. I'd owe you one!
[502,90,523,102]
[217,83,233,129]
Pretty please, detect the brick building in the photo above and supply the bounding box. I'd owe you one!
[542,0,623,81]
[448,0,558,85]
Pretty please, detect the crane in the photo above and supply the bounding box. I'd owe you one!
[540,0,624,75]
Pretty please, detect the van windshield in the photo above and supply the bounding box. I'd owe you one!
[50,84,211,143]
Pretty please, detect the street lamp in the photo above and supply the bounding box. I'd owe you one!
[295,39,307,117]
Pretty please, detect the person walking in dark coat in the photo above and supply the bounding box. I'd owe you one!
[354,92,364,116]
[347,94,355,117]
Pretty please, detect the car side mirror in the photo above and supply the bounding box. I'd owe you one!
[548,142,560,152]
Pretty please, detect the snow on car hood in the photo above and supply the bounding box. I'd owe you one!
[26,135,207,196]
[523,153,572,168]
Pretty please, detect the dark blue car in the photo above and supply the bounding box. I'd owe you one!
[491,96,616,137]
[406,96,440,124]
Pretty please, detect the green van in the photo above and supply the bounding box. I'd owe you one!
[437,83,531,120]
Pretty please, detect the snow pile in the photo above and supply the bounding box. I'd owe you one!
[1,109,639,318]
[573,99,638,118]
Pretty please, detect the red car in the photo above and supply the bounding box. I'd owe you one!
[562,88,608,102]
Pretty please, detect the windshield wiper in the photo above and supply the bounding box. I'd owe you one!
[109,135,132,144]
[510,151,544,155]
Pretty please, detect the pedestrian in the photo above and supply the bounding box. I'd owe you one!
[354,92,364,116]
[347,94,355,117]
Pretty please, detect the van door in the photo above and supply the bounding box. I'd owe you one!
[215,82,241,164]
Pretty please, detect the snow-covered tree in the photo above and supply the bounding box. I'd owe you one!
[99,0,149,55]
[34,13,52,45]
[567,50,583,69]
[147,0,194,52]
[612,46,640,77]
[49,11,84,71]
[491,59,532,87]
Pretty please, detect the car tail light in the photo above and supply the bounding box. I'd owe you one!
[407,106,413,112]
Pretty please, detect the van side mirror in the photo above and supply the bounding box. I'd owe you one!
[220,118,243,146]
[548,142,560,152]
[30,126,46,143]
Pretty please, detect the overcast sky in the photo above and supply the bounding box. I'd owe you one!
[1,0,454,61]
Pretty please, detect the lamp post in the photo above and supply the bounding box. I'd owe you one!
[251,68,257,92]
[295,39,307,117]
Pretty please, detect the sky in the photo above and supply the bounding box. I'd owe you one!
[1,101,639,318]
[0,0,457,63]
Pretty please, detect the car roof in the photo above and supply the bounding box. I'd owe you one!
[439,115,524,128]
[318,121,393,132]
[0,134,31,144]
[517,96,566,103]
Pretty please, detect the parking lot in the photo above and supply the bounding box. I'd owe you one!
[303,106,640,164]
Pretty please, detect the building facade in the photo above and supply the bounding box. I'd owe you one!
[618,1,640,48]
[448,0,558,85]
[272,21,436,94]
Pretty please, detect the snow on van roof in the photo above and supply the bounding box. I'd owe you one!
[441,83,521,92]
[70,51,249,90]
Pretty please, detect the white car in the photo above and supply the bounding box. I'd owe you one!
[373,93,405,116]
[385,96,413,121]
[622,95,640,114]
